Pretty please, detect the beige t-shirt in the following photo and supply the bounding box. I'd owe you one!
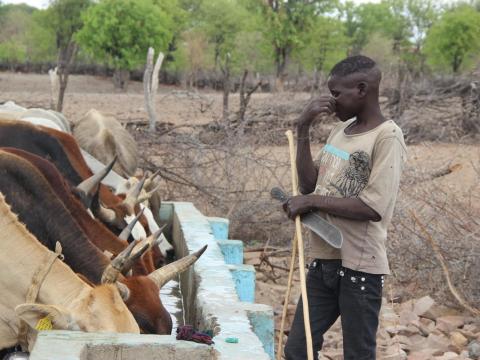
[308,118,407,275]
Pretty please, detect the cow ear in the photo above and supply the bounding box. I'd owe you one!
[15,304,79,331]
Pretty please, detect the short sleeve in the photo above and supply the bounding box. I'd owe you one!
[358,136,406,219]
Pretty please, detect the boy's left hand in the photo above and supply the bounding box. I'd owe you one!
[283,195,313,219]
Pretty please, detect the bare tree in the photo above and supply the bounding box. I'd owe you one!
[144,47,164,132]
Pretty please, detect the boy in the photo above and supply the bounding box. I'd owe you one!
[283,55,407,360]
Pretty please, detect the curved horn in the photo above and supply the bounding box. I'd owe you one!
[136,184,161,205]
[147,245,207,288]
[101,240,137,283]
[118,208,145,241]
[96,204,124,228]
[150,224,167,247]
[144,169,161,189]
[115,281,131,301]
[122,175,146,210]
[119,241,151,275]
[75,156,117,199]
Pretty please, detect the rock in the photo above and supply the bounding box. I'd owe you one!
[399,309,419,325]
[422,305,462,321]
[468,340,480,359]
[408,349,438,359]
[386,325,409,336]
[450,331,469,348]
[413,296,436,317]
[435,352,462,360]
[321,349,343,360]
[437,316,466,333]
[380,345,408,360]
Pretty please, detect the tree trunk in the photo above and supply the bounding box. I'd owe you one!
[113,69,130,91]
[56,41,78,112]
[238,69,262,126]
[221,54,231,122]
[275,46,289,92]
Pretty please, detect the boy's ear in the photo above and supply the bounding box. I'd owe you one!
[357,81,368,97]
[15,303,78,331]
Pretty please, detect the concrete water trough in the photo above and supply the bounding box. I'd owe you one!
[29,153,274,360]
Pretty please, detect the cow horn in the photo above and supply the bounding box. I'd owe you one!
[122,175,146,210]
[118,207,145,241]
[143,225,167,248]
[115,281,130,301]
[135,184,161,205]
[119,240,151,276]
[96,205,124,228]
[75,156,117,201]
[101,240,137,283]
[147,245,207,288]
[144,169,161,189]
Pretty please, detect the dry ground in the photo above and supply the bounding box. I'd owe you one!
[1,72,479,358]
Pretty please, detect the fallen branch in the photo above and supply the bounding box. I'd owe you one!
[410,210,480,316]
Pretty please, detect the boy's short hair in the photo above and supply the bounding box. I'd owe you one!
[330,55,377,77]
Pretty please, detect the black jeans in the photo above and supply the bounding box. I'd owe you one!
[284,259,383,360]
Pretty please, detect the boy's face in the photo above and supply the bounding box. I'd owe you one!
[327,75,365,122]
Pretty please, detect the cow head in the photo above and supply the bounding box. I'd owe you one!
[15,284,140,350]
[103,245,207,334]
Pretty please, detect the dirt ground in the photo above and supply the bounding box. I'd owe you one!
[1,72,479,357]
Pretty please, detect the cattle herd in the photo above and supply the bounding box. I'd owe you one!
[0,103,207,354]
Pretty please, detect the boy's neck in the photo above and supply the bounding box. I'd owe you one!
[346,101,385,134]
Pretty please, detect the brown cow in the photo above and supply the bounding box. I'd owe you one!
[0,150,206,334]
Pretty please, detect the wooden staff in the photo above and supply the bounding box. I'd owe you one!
[276,233,297,360]
[278,130,314,360]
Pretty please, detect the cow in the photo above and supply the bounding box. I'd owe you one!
[0,120,155,244]
[0,147,156,275]
[0,193,139,351]
[0,149,205,334]
[0,101,71,133]
[73,109,138,177]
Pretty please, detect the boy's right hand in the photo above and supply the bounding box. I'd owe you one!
[297,96,336,128]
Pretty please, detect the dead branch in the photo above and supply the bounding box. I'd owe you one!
[410,210,480,316]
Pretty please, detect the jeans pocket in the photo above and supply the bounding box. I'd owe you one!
[321,263,340,289]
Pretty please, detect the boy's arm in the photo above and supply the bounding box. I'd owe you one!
[284,195,380,221]
[286,135,405,222]
[296,96,336,194]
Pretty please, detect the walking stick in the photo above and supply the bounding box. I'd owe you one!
[276,233,297,360]
[279,130,314,360]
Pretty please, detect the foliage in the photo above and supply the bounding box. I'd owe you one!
[424,5,480,73]
[76,0,174,71]
[0,4,55,63]
[297,15,349,74]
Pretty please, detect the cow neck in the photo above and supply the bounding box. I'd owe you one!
[17,245,64,350]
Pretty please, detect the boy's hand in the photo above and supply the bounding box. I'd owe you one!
[282,195,313,219]
[297,96,336,128]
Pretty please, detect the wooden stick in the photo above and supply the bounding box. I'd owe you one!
[276,233,297,360]
[285,130,314,359]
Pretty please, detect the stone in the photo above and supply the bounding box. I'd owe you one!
[468,340,480,359]
[437,316,466,333]
[321,349,343,360]
[380,346,407,360]
[399,309,419,325]
[451,331,469,348]
[413,296,436,317]
[422,305,462,321]
[408,349,438,359]
[436,352,462,360]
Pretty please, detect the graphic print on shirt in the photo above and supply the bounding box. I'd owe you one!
[315,144,371,198]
